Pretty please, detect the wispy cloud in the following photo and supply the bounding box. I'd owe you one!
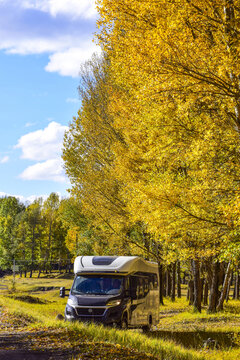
[66,97,79,103]
[25,122,37,128]
[0,156,9,164]
[21,0,97,19]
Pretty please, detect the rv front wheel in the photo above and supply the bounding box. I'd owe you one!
[120,314,128,330]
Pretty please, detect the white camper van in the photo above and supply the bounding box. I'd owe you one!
[60,256,159,330]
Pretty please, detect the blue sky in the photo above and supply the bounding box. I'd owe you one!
[0,0,99,203]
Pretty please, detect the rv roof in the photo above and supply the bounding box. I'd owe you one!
[74,256,158,274]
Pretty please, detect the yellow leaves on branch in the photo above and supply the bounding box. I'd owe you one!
[62,1,240,262]
[93,0,240,260]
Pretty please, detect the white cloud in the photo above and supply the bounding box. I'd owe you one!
[2,37,67,55]
[0,0,100,77]
[0,156,9,164]
[15,121,68,161]
[45,44,100,77]
[21,0,97,19]
[0,191,60,204]
[15,121,68,183]
[19,158,66,182]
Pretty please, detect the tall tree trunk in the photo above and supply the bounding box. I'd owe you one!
[188,279,194,305]
[192,259,201,312]
[208,260,219,313]
[235,266,239,300]
[158,262,164,305]
[177,260,181,298]
[171,262,176,302]
[217,261,232,311]
[203,279,208,306]
[226,271,233,302]
[166,266,171,297]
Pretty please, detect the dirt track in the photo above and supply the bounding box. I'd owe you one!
[0,307,158,360]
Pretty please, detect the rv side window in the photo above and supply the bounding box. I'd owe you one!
[130,276,149,299]
[149,276,154,290]
[138,277,144,298]
[143,277,149,295]
[130,272,158,299]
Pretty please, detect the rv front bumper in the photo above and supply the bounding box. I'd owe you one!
[65,304,123,325]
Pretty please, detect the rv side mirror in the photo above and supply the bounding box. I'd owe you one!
[59,287,65,298]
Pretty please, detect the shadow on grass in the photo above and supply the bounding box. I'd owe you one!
[148,330,235,349]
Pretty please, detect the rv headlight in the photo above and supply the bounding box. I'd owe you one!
[107,299,121,307]
[67,297,78,307]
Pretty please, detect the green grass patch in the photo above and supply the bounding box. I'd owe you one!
[1,274,240,359]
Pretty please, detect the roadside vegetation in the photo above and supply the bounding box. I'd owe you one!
[1,273,240,359]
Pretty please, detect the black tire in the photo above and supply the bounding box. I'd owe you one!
[120,314,128,330]
[142,325,150,333]
[142,315,152,333]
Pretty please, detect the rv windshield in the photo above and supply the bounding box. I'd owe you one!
[72,275,123,296]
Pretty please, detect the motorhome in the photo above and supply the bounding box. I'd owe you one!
[60,256,159,329]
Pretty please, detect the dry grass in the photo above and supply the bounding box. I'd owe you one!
[1,273,240,359]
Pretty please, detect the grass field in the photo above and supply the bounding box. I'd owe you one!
[0,273,240,359]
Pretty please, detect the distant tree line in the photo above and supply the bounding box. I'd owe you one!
[0,194,92,277]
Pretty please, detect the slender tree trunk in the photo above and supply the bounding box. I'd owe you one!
[203,279,208,306]
[235,266,239,300]
[171,262,176,302]
[226,271,233,302]
[182,271,186,285]
[188,279,194,305]
[192,259,201,312]
[217,261,232,311]
[200,278,204,303]
[208,261,219,313]
[158,262,164,305]
[177,261,181,298]
[166,266,171,297]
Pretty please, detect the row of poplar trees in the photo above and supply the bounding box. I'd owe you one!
[62,0,240,313]
[0,194,98,277]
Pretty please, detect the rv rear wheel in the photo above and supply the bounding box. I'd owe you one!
[142,325,150,333]
[142,315,152,333]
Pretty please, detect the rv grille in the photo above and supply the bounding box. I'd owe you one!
[76,307,105,316]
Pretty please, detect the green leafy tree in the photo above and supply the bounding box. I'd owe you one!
[0,196,25,269]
